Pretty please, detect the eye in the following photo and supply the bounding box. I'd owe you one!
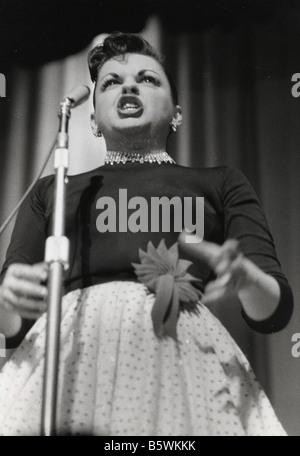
[101,78,120,90]
[141,75,160,86]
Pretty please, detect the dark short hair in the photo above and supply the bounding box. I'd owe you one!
[88,32,178,105]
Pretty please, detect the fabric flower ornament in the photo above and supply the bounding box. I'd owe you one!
[132,239,202,339]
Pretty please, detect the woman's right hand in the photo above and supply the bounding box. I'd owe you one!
[0,263,48,320]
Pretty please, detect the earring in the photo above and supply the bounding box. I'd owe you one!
[170,119,178,132]
[91,125,102,137]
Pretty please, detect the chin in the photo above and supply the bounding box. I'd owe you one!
[115,120,149,134]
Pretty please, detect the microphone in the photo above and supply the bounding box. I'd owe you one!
[57,85,91,149]
[63,85,90,108]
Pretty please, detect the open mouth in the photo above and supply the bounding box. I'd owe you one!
[117,96,143,116]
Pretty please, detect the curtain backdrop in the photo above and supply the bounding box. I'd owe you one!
[0,16,299,435]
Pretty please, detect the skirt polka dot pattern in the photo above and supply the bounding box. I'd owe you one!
[0,281,287,436]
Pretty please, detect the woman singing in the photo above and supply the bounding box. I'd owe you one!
[0,32,293,436]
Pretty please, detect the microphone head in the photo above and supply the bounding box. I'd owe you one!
[64,85,90,108]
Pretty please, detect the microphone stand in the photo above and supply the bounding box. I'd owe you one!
[41,97,72,436]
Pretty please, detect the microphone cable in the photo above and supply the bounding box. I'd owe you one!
[0,136,57,237]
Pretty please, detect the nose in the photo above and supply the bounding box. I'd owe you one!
[122,83,139,95]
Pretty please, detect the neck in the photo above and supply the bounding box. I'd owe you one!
[104,132,168,155]
[105,144,167,155]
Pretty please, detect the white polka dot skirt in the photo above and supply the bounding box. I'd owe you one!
[0,282,287,436]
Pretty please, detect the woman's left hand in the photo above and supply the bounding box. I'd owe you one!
[178,235,249,305]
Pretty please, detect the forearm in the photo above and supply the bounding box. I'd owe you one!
[238,258,280,322]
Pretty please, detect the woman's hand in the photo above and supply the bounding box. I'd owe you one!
[0,263,48,320]
[178,233,280,321]
[178,235,248,304]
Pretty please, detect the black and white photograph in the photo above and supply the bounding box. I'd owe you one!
[0,0,299,438]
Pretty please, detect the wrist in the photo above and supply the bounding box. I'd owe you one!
[237,257,261,295]
[237,259,280,322]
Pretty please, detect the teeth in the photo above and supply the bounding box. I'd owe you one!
[122,103,139,110]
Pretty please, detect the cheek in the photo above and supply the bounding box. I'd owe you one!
[153,95,174,118]
[94,99,113,124]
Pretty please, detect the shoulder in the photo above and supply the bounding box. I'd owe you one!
[174,163,241,177]
[29,174,55,205]
[173,164,248,187]
[33,165,104,196]
[173,165,259,206]
[23,174,54,199]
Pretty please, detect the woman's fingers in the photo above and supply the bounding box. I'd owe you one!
[206,273,232,291]
[203,286,228,305]
[214,240,241,275]
[203,275,235,304]
[1,263,49,319]
[179,232,241,271]
[14,306,46,320]
[6,276,47,300]
[179,232,247,304]
[2,286,47,312]
[12,307,45,320]
[8,263,48,283]
[179,235,222,268]
[203,257,248,304]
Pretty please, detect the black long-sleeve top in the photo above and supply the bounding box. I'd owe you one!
[0,163,294,346]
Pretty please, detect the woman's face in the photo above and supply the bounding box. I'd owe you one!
[93,53,181,147]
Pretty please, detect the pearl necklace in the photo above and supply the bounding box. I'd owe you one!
[105,151,176,165]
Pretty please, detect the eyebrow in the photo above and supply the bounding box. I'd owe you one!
[99,69,161,82]
[138,69,161,76]
[99,72,119,83]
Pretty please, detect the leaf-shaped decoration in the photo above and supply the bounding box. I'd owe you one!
[132,240,203,339]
